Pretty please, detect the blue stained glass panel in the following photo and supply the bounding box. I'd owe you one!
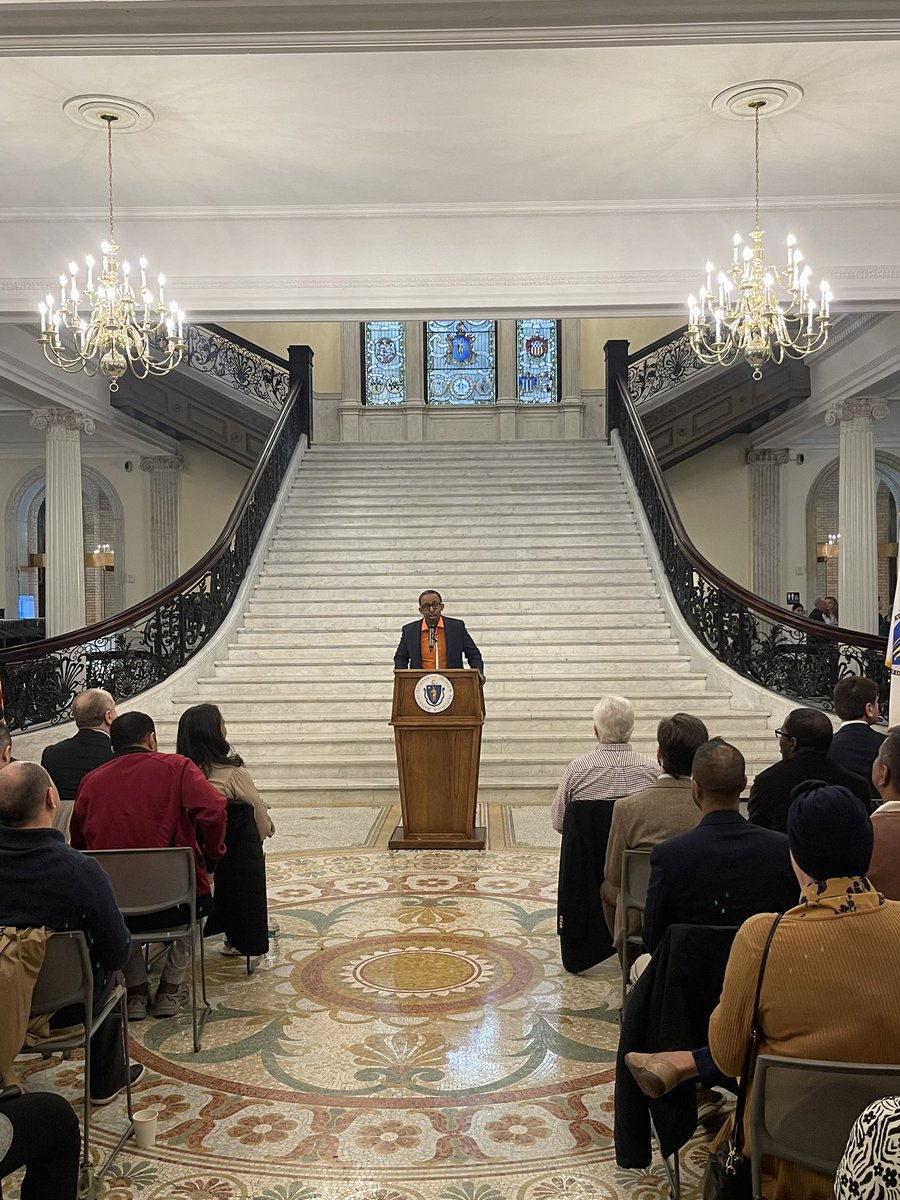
[425,320,496,405]
[363,321,406,405]
[516,318,560,403]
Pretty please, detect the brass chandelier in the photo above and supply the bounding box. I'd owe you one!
[38,109,184,392]
[687,94,832,381]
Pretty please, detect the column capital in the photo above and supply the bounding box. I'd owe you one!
[30,407,95,435]
[140,455,184,473]
[825,397,889,426]
[746,448,790,466]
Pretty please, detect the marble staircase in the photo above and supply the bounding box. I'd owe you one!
[160,440,775,804]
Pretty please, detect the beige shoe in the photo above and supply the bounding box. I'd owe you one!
[624,1051,683,1099]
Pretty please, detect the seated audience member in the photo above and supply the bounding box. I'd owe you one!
[41,689,116,838]
[0,1090,80,1199]
[601,712,708,948]
[0,723,11,768]
[836,1096,900,1200]
[551,695,659,834]
[642,739,797,953]
[828,676,885,800]
[747,707,870,832]
[176,703,272,957]
[71,711,226,1021]
[869,728,900,899]
[0,762,138,1106]
[626,783,900,1200]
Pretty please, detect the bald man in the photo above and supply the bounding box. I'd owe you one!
[40,689,116,839]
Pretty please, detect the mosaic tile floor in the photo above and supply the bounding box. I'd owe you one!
[9,808,712,1199]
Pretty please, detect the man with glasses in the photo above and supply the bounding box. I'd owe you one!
[394,590,484,675]
[747,707,870,833]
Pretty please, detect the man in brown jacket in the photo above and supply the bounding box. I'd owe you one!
[601,712,708,950]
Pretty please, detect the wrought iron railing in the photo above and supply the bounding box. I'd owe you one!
[605,339,888,711]
[625,324,710,407]
[0,346,313,732]
[187,324,290,411]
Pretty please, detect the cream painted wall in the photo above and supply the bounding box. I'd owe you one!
[0,443,247,619]
[581,317,681,393]
[178,441,250,572]
[664,434,752,589]
[778,446,836,612]
[224,322,342,394]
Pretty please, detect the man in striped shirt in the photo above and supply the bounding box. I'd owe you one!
[551,696,659,833]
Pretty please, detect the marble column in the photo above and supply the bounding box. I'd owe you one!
[746,449,788,604]
[30,407,94,637]
[825,397,888,633]
[561,318,582,402]
[140,456,183,593]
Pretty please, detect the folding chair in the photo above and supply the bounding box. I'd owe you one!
[23,930,134,1199]
[620,847,653,1011]
[86,847,209,1053]
[750,1054,900,1196]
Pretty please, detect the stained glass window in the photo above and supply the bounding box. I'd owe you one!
[425,320,496,405]
[516,319,560,403]
[363,321,406,405]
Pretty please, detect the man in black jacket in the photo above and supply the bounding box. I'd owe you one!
[0,761,140,1105]
[643,739,797,954]
[394,590,483,674]
[828,676,885,801]
[41,689,115,838]
[748,707,870,832]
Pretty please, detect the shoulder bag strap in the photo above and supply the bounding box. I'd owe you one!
[730,912,784,1157]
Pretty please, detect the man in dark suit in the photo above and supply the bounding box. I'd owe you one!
[40,689,116,839]
[828,676,885,801]
[643,739,797,953]
[748,707,870,832]
[394,590,483,674]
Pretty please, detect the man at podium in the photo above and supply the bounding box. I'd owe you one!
[394,590,484,675]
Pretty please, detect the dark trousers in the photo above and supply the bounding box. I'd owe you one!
[50,972,127,1099]
[0,1091,80,1199]
[693,1044,737,1093]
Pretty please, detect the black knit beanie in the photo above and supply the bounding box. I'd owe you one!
[787,780,873,880]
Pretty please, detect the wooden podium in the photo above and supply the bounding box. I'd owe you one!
[389,669,486,850]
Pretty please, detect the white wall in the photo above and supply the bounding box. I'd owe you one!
[178,442,249,573]
[664,434,752,589]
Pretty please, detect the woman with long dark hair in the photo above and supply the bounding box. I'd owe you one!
[176,703,273,960]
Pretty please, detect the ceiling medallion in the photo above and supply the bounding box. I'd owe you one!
[38,96,184,391]
[688,80,831,381]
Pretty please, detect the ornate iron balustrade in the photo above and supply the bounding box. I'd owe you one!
[606,340,888,712]
[0,346,313,733]
[626,325,709,407]
[187,324,290,411]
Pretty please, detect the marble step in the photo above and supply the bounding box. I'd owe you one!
[302,444,611,461]
[181,684,723,713]
[253,579,656,599]
[243,595,660,614]
[222,642,684,663]
[237,609,669,629]
[275,511,636,529]
[288,481,623,497]
[267,533,646,550]
[256,565,655,584]
[203,658,695,682]
[263,545,650,563]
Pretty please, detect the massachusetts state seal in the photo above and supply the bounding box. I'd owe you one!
[414,673,455,714]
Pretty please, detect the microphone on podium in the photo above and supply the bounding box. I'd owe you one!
[428,624,436,651]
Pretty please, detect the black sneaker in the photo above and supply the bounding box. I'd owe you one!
[90,1063,145,1107]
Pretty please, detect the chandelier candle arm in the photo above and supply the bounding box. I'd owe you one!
[687,91,832,381]
[37,104,186,391]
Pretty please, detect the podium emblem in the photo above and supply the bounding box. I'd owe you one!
[414,673,455,714]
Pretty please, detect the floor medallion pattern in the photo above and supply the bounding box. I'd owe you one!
[12,843,710,1199]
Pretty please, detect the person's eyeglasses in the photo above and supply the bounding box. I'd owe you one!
[419,602,442,610]
[774,728,795,739]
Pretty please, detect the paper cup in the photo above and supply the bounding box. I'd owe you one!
[132,1108,158,1150]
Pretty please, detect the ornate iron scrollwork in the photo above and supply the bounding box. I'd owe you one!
[187,325,289,411]
[626,330,708,407]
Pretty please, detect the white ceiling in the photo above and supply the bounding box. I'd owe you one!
[1,2,899,323]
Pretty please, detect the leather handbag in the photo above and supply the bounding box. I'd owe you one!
[702,914,783,1200]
